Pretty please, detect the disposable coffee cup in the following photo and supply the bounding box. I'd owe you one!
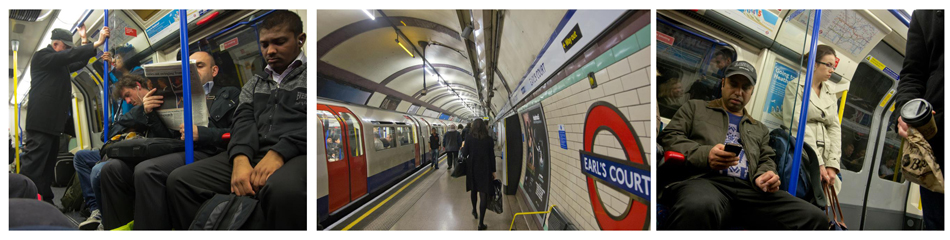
[901,98,938,140]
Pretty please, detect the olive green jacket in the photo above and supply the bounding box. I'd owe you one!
[658,99,777,196]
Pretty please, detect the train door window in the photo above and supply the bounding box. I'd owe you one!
[396,126,411,146]
[838,63,895,172]
[339,112,364,158]
[318,110,344,162]
[656,17,736,119]
[876,108,904,182]
[374,126,396,150]
[206,19,266,89]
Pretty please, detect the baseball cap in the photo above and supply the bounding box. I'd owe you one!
[50,28,75,48]
[724,60,757,85]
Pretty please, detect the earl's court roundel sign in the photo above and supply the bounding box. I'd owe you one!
[579,101,650,230]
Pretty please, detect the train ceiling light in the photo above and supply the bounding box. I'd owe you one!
[362,9,375,20]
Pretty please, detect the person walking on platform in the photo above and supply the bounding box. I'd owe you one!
[895,9,944,230]
[429,129,440,169]
[20,25,109,203]
[460,119,497,230]
[442,125,462,170]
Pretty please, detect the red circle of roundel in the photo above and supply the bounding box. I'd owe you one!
[583,101,649,230]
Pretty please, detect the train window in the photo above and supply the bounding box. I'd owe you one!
[374,126,397,150]
[877,108,904,183]
[318,110,344,162]
[339,112,364,157]
[205,22,265,89]
[656,18,736,119]
[839,63,895,172]
[396,127,411,146]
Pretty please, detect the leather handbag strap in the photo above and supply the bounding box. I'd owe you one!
[823,184,847,227]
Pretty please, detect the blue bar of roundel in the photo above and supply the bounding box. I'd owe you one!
[579,151,650,200]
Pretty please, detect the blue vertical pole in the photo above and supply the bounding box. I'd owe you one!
[179,9,195,165]
[789,10,822,194]
[103,9,110,142]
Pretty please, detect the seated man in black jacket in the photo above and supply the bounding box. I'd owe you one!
[98,51,240,230]
[167,10,307,230]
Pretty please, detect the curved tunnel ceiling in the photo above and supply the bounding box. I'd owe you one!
[317,10,485,119]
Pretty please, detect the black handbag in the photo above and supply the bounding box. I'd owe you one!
[452,152,467,178]
[101,138,186,167]
[488,179,503,214]
[189,194,259,230]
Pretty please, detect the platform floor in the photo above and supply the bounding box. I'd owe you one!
[331,156,532,231]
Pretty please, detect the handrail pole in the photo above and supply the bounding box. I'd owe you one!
[789,10,822,194]
[103,9,110,142]
[180,9,195,164]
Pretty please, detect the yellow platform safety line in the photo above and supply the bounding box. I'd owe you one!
[509,204,556,230]
[342,157,445,230]
[13,47,21,173]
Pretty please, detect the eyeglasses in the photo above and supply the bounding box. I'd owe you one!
[817,61,836,70]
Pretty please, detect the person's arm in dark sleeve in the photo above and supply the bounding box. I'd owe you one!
[490,141,496,173]
[197,88,240,147]
[752,126,777,181]
[895,12,930,110]
[658,101,712,171]
[270,126,306,162]
[228,81,261,163]
[32,44,98,71]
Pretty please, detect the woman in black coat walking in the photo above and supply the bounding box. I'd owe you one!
[460,119,496,230]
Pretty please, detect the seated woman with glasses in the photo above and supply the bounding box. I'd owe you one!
[782,44,843,208]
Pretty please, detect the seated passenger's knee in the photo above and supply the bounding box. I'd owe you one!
[675,195,725,216]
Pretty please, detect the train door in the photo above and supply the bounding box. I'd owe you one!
[418,118,432,164]
[328,105,369,202]
[836,43,909,230]
[404,116,421,167]
[317,104,349,213]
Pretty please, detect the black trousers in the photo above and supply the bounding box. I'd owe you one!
[99,151,210,230]
[167,153,307,230]
[446,151,458,168]
[660,176,827,230]
[18,130,60,202]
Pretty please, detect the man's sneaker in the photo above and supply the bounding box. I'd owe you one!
[78,209,102,230]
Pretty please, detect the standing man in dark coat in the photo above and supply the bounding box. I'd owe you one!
[21,26,110,202]
[895,9,944,230]
[461,119,497,230]
[429,129,440,169]
[442,125,461,169]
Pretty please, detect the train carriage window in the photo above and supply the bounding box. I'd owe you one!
[396,127,411,146]
[656,17,736,119]
[339,113,364,157]
[877,108,904,182]
[374,126,397,150]
[839,63,895,173]
[318,110,344,162]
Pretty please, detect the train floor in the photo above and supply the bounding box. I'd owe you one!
[51,186,85,227]
[328,155,534,230]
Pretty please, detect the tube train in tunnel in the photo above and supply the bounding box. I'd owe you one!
[317,98,466,226]
[655,9,926,230]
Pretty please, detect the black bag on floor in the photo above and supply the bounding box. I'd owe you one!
[190,194,259,230]
[488,179,503,214]
[60,174,85,213]
[452,153,467,178]
[52,153,74,187]
[101,138,185,167]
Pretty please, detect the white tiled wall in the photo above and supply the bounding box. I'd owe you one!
[539,47,651,230]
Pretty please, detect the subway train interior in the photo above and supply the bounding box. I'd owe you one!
[655,9,924,230]
[318,9,651,230]
[9,9,308,227]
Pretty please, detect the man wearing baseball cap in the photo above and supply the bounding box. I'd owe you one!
[658,61,827,229]
[21,25,109,202]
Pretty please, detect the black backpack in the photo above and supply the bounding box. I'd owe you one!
[189,194,259,230]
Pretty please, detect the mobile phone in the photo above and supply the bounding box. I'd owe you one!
[724,143,743,156]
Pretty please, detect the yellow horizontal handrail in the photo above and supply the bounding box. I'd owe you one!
[509,204,556,230]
